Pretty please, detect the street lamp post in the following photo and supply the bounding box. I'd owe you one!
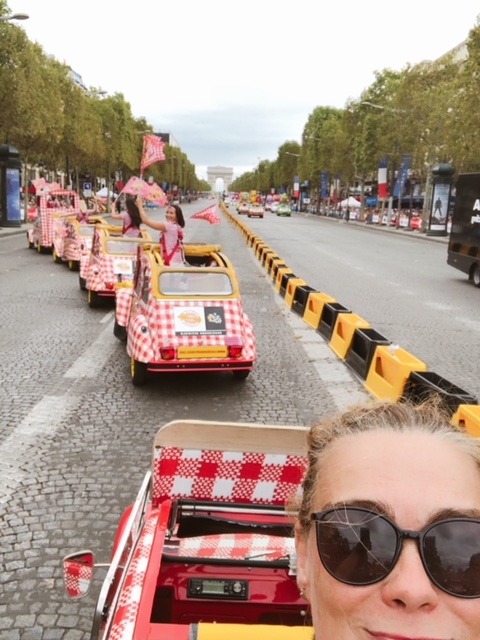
[0,13,29,22]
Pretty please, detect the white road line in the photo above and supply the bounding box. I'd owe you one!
[0,321,117,505]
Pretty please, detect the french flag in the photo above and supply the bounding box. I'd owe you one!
[378,157,389,199]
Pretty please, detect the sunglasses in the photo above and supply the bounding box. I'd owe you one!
[311,506,480,598]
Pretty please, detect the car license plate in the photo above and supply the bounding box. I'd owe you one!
[177,346,228,359]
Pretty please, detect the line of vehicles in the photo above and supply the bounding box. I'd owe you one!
[27,191,257,386]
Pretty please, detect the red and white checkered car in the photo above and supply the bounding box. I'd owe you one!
[27,189,80,253]
[62,419,312,640]
[84,224,152,308]
[53,215,106,271]
[125,244,257,384]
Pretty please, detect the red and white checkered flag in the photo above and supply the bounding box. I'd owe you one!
[191,205,221,224]
[140,135,166,173]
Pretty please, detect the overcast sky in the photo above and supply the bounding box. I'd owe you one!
[9,0,480,180]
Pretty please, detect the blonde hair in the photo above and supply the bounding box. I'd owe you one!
[296,399,480,536]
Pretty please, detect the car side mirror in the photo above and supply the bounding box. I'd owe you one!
[63,551,95,599]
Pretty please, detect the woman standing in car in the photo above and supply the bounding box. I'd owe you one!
[136,198,186,265]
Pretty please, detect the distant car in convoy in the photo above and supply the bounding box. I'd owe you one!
[270,201,279,214]
[248,203,264,218]
[276,202,291,217]
[84,224,151,308]
[52,215,105,270]
[27,189,81,253]
[115,242,256,385]
[237,201,250,215]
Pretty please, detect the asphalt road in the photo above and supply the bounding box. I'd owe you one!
[0,201,368,639]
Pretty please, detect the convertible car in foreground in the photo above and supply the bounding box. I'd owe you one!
[63,419,312,639]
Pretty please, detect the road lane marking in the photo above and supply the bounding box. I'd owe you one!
[64,320,117,378]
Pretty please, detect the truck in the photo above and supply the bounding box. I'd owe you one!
[447,172,480,287]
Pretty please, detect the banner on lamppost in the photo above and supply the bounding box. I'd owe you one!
[393,155,411,198]
[293,176,300,198]
[321,172,329,199]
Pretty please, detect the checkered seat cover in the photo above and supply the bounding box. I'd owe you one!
[152,420,309,508]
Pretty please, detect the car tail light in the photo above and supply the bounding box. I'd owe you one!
[106,282,115,290]
[228,345,243,358]
[160,347,176,360]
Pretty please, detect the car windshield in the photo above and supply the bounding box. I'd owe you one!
[159,271,234,296]
[105,240,140,254]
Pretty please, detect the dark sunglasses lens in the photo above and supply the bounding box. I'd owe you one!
[316,508,398,585]
[425,520,480,597]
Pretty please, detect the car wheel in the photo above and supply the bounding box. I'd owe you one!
[27,235,34,249]
[37,243,45,254]
[52,248,61,263]
[68,260,78,271]
[87,289,100,308]
[131,358,147,385]
[233,370,250,380]
[79,275,86,290]
[473,264,480,288]
[113,319,127,341]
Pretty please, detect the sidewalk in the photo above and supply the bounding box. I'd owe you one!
[0,222,30,238]
[298,212,450,244]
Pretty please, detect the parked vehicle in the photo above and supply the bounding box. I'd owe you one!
[116,243,256,384]
[447,172,480,287]
[27,190,80,253]
[62,418,311,639]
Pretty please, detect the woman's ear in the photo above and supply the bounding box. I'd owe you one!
[295,523,310,595]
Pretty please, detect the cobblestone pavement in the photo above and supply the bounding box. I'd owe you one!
[0,205,368,638]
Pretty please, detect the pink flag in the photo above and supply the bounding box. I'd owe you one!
[148,182,167,206]
[122,176,150,198]
[191,205,221,225]
[140,135,166,174]
[31,178,48,192]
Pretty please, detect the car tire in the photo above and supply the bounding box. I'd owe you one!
[79,275,86,290]
[52,248,61,263]
[131,358,147,385]
[27,235,34,249]
[68,260,78,271]
[113,319,127,341]
[473,264,480,288]
[87,289,100,308]
[37,243,45,254]
[233,370,250,380]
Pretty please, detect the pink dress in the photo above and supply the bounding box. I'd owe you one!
[119,211,142,238]
[160,222,184,265]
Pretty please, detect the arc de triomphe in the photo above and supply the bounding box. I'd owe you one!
[206,166,234,191]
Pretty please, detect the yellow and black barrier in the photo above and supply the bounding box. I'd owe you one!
[344,327,391,381]
[218,200,479,415]
[329,314,371,360]
[302,292,336,330]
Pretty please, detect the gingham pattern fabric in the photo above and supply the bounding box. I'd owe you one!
[107,512,159,640]
[63,559,93,598]
[62,222,90,261]
[86,254,136,291]
[152,448,307,506]
[168,534,294,560]
[116,288,134,327]
[79,254,90,279]
[128,299,256,363]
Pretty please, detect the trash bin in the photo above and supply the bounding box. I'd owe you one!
[403,370,478,414]
[317,302,351,341]
[345,327,391,380]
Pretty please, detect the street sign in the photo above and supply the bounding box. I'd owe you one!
[83,181,92,197]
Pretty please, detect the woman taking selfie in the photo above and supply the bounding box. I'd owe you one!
[295,400,480,638]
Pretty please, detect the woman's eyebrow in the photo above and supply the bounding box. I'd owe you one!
[425,508,480,524]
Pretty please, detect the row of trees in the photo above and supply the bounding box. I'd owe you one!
[231,18,480,212]
[0,1,210,195]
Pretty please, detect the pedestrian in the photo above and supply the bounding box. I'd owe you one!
[109,195,142,237]
[294,399,480,638]
[136,198,185,265]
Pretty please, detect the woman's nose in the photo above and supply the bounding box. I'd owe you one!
[380,540,440,611]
